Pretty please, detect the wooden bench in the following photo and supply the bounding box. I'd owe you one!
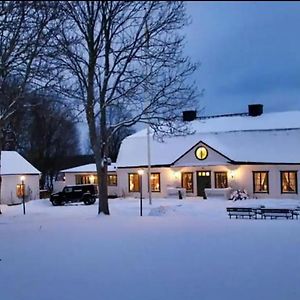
[226,207,257,219]
[259,208,294,219]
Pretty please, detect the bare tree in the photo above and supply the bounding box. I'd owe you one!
[0,1,62,213]
[12,92,80,191]
[55,1,199,215]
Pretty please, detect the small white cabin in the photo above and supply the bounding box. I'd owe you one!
[1,151,40,205]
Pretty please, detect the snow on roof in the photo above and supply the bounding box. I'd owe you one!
[62,163,117,173]
[1,151,40,175]
[117,111,300,167]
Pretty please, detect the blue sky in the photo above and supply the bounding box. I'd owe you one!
[185,1,300,115]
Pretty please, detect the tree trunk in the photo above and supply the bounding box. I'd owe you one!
[95,156,110,215]
[0,123,3,214]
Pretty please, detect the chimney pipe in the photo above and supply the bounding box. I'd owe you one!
[248,104,263,117]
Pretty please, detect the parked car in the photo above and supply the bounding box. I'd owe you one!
[50,184,98,206]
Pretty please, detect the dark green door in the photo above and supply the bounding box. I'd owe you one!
[197,171,211,198]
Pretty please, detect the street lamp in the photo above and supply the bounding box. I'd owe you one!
[20,176,26,215]
[137,169,144,216]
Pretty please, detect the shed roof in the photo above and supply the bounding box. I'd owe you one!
[1,151,40,175]
[62,163,117,173]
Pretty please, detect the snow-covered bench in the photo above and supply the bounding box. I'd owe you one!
[226,207,257,219]
[259,208,295,219]
[205,188,232,199]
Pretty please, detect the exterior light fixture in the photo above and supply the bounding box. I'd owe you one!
[173,171,180,180]
[230,170,235,179]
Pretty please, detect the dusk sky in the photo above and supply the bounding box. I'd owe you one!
[184,1,300,115]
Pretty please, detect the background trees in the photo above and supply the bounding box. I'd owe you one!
[0,1,198,216]
[0,1,62,213]
[55,1,199,215]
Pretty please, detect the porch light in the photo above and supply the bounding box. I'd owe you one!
[230,170,235,179]
[173,171,180,179]
[138,169,144,175]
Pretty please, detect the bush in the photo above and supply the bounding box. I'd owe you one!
[229,189,249,201]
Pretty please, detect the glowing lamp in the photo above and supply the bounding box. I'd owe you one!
[138,169,144,175]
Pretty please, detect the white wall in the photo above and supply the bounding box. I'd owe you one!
[117,167,176,198]
[117,165,300,199]
[1,175,40,205]
[233,164,300,199]
[173,142,230,167]
[63,172,118,197]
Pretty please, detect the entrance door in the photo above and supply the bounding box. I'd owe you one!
[197,171,211,198]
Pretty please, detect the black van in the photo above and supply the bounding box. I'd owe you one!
[50,184,98,206]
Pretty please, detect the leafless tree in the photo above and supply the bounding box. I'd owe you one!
[12,92,80,191]
[0,1,62,213]
[55,1,199,215]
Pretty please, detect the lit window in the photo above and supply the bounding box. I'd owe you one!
[182,172,193,193]
[198,171,210,177]
[281,171,297,194]
[253,171,269,193]
[150,173,160,192]
[75,175,98,185]
[16,184,25,198]
[195,146,208,160]
[129,173,139,192]
[215,172,228,188]
[108,174,117,186]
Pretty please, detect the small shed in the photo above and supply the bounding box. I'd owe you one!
[1,151,40,205]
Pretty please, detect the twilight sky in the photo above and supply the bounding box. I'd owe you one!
[184,1,300,115]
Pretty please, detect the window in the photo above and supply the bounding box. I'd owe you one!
[215,172,228,188]
[75,175,98,185]
[107,174,117,186]
[129,173,139,192]
[150,173,160,192]
[16,184,25,198]
[182,172,193,193]
[281,171,297,194]
[195,146,208,160]
[253,171,269,193]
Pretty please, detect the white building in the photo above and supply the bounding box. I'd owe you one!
[116,108,300,200]
[60,163,118,197]
[1,151,40,205]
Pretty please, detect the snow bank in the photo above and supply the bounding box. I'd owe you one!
[148,204,183,216]
[1,197,300,300]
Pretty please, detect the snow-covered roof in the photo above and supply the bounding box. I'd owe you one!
[117,111,300,167]
[62,163,117,173]
[1,151,40,175]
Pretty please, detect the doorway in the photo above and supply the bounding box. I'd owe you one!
[197,171,211,198]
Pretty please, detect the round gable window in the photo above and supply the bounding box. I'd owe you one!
[195,146,208,160]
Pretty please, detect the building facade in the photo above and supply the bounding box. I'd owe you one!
[1,151,40,205]
[116,109,300,200]
[59,163,118,197]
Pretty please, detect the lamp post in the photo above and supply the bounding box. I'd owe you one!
[138,170,144,216]
[20,176,26,215]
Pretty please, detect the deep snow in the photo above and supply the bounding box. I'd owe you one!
[1,197,300,300]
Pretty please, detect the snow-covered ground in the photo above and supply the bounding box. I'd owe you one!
[1,197,300,300]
